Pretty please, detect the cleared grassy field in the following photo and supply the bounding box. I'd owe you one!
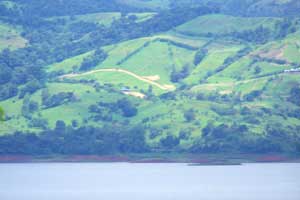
[252,31,300,64]
[0,22,27,51]
[175,14,282,36]
[48,12,156,27]
[185,45,243,84]
[69,70,166,94]
[47,51,92,73]
[73,12,121,26]
[116,0,170,9]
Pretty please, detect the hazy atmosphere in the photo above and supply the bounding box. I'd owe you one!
[0,0,300,199]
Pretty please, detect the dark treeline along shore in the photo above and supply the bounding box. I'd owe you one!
[0,0,300,157]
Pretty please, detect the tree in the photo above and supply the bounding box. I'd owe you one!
[23,79,42,95]
[55,120,66,133]
[0,83,18,101]
[244,90,262,101]
[41,89,50,105]
[120,126,147,153]
[79,48,108,71]
[43,92,75,108]
[254,66,261,74]
[30,118,48,129]
[171,65,190,83]
[184,109,196,122]
[194,49,207,66]
[72,120,78,128]
[0,67,12,84]
[21,95,31,118]
[160,135,180,149]
[288,86,300,106]
[28,101,39,113]
[0,107,4,121]
[117,98,138,117]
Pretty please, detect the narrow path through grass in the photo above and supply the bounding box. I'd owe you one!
[60,68,176,90]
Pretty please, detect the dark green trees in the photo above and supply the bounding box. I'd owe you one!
[117,98,138,117]
[289,86,300,106]
[194,49,208,66]
[184,109,196,122]
[79,48,108,71]
[0,107,4,121]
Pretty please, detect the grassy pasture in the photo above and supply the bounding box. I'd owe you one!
[0,22,27,51]
[116,0,170,9]
[175,14,282,36]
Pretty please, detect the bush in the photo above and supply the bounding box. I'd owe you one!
[160,135,180,149]
[29,118,48,129]
[193,49,208,66]
[288,86,300,106]
[0,84,18,101]
[244,90,262,101]
[79,48,107,71]
[43,92,75,108]
[184,109,196,122]
[171,65,190,83]
[117,98,138,117]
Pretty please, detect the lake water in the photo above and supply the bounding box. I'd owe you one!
[0,163,299,200]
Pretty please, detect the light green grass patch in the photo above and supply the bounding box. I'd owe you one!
[99,37,152,67]
[47,51,92,73]
[118,41,175,83]
[74,12,121,26]
[283,44,300,64]
[0,22,27,51]
[71,71,164,95]
[186,45,242,84]
[176,14,282,36]
[117,0,170,9]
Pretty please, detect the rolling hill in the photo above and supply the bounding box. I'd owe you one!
[0,0,299,154]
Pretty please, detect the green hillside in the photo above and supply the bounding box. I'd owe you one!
[0,1,300,155]
[47,12,156,27]
[117,0,170,10]
[175,14,282,36]
[0,21,27,51]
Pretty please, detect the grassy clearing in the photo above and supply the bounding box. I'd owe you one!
[48,12,156,27]
[70,70,164,95]
[116,0,170,9]
[117,41,175,83]
[175,14,282,35]
[73,12,121,26]
[47,51,92,73]
[0,22,27,51]
[100,37,152,67]
[185,50,240,84]
[252,31,300,64]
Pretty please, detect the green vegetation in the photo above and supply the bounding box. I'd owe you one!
[0,22,27,51]
[117,0,170,10]
[47,12,156,27]
[0,0,300,155]
[0,106,4,121]
[175,14,282,36]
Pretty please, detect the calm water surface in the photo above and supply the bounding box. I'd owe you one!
[0,163,299,200]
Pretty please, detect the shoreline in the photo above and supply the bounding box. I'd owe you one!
[0,154,300,165]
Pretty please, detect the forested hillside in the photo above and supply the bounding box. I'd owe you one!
[0,0,300,155]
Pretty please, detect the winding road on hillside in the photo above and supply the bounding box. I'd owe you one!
[59,68,176,90]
